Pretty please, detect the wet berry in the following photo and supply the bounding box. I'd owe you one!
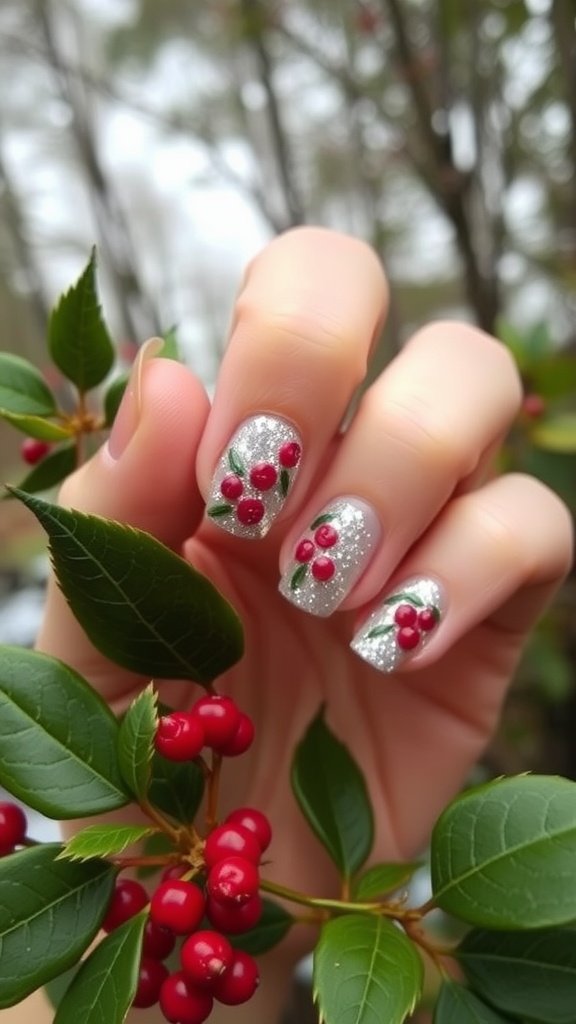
[102,879,148,932]
[312,556,335,582]
[249,462,277,490]
[159,971,213,1024]
[314,523,338,548]
[205,894,262,934]
[278,441,301,468]
[0,802,27,855]
[394,603,417,628]
[191,695,240,750]
[397,626,420,651]
[181,930,233,988]
[133,957,168,1008]
[150,880,205,935]
[20,438,51,465]
[295,538,315,563]
[236,497,265,525]
[219,712,255,757]
[142,919,176,960]
[207,856,259,906]
[220,474,243,500]
[418,607,438,632]
[225,808,272,853]
[204,823,261,869]
[161,863,188,882]
[154,712,205,761]
[213,949,260,1005]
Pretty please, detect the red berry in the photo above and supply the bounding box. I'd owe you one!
[150,880,205,935]
[312,556,335,582]
[218,712,255,757]
[133,957,168,1008]
[278,440,301,468]
[249,462,278,490]
[204,824,261,869]
[418,607,438,632]
[181,930,233,988]
[236,497,265,525]
[0,802,27,854]
[295,538,315,563]
[394,603,417,628]
[213,949,260,1005]
[142,918,176,960]
[205,894,262,934]
[225,808,272,853]
[314,523,338,548]
[154,712,205,761]
[102,879,148,932]
[191,695,240,751]
[220,474,243,500]
[159,971,213,1024]
[20,438,51,465]
[207,856,259,906]
[161,863,188,882]
[397,626,420,651]
[522,392,546,419]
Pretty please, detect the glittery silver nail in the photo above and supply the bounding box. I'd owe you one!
[351,577,444,673]
[279,497,380,617]
[206,414,302,539]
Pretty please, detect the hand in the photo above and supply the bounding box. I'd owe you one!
[35,227,572,1022]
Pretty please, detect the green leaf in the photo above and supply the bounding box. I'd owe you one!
[0,411,72,440]
[103,374,128,427]
[149,750,205,825]
[531,414,576,453]
[44,966,78,1010]
[291,707,374,879]
[8,445,76,496]
[353,862,421,901]
[310,512,335,529]
[366,624,394,640]
[0,646,130,818]
[12,489,244,684]
[59,824,154,862]
[529,354,576,399]
[0,352,57,415]
[290,563,308,591]
[48,248,115,393]
[430,775,576,929]
[118,684,158,801]
[279,467,290,497]
[313,914,423,1024]
[0,844,116,1008]
[230,899,294,954]
[458,926,576,1023]
[383,591,424,607]
[228,447,245,475]
[54,910,147,1024]
[207,502,233,518]
[433,981,513,1023]
[160,325,182,361]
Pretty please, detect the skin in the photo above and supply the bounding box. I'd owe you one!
[8,228,572,1024]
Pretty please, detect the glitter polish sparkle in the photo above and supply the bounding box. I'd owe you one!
[350,577,444,673]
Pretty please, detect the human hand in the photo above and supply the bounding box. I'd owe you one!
[35,227,572,1021]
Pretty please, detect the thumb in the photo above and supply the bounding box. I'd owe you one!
[35,346,210,702]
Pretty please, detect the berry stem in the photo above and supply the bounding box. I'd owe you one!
[260,878,381,914]
[139,796,182,844]
[206,750,223,832]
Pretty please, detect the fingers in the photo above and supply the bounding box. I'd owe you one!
[196,227,388,538]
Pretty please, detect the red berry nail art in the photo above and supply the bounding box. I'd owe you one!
[353,582,443,673]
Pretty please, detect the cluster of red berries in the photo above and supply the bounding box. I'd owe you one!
[211,440,301,526]
[102,806,271,1022]
[20,438,52,465]
[154,694,254,761]
[290,515,340,590]
[0,801,28,856]
[393,602,438,651]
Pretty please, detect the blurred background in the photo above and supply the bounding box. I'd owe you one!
[0,0,574,1019]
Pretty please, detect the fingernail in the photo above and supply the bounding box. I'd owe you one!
[350,577,444,673]
[107,337,163,460]
[206,414,303,538]
[278,497,380,617]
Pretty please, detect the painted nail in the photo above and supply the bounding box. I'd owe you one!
[350,577,444,673]
[206,414,302,539]
[278,497,380,617]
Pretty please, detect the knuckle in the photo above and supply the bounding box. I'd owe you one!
[374,394,476,477]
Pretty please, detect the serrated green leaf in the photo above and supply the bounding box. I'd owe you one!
[8,445,76,496]
[12,489,244,684]
[531,414,576,453]
[433,981,512,1023]
[458,926,576,1023]
[0,646,130,818]
[54,910,146,1024]
[103,374,128,427]
[0,352,57,415]
[59,824,154,863]
[291,708,374,879]
[313,914,423,1024]
[148,749,205,825]
[48,248,115,392]
[0,844,115,1008]
[230,899,293,954]
[0,411,71,440]
[353,862,421,901]
[118,684,158,801]
[431,775,576,929]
